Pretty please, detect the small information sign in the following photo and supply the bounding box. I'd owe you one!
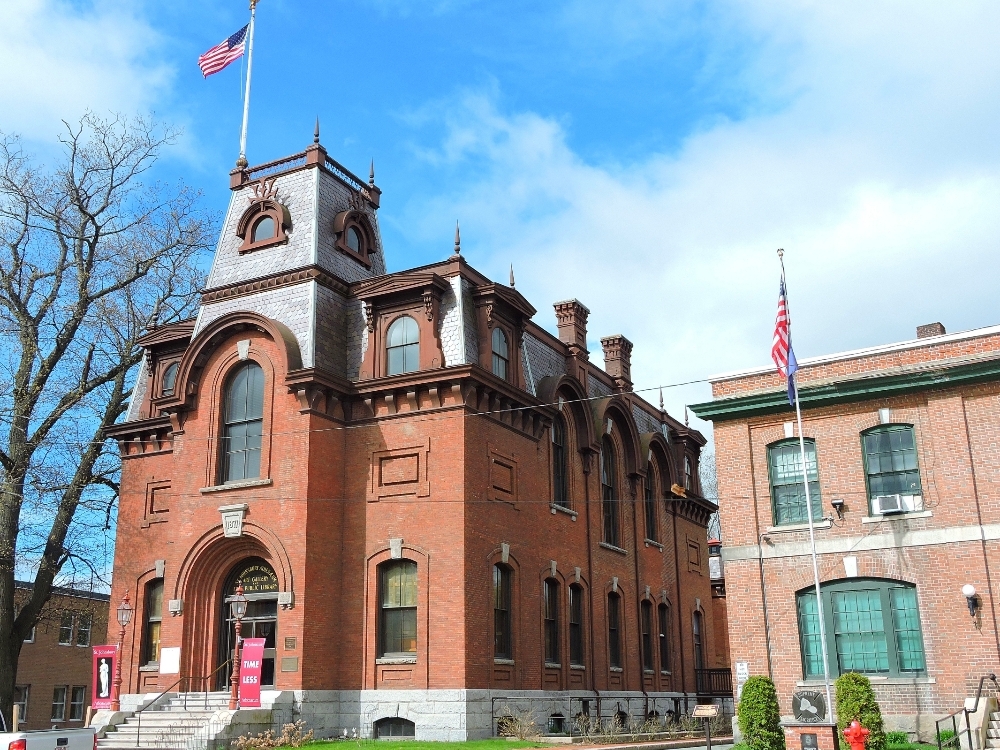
[692,704,720,718]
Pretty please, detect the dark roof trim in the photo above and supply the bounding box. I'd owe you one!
[15,580,111,602]
[690,357,1000,422]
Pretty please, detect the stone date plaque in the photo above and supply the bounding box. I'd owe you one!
[801,733,818,750]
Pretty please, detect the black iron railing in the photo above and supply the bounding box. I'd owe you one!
[696,668,733,696]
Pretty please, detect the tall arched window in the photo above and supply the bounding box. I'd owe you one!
[386,316,420,375]
[607,592,622,668]
[644,463,658,543]
[657,603,671,673]
[492,327,509,380]
[221,361,264,483]
[161,362,178,396]
[142,580,163,665]
[494,564,513,659]
[692,610,704,671]
[544,578,560,664]
[379,560,417,657]
[641,600,654,672]
[552,415,569,509]
[569,584,584,666]
[601,437,619,547]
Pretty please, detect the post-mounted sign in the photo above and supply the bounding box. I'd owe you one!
[92,645,117,710]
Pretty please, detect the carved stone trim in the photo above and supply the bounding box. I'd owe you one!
[201,266,348,304]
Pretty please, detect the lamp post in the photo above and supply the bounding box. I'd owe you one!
[228,584,249,710]
[111,592,133,712]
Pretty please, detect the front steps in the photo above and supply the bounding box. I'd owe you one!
[97,693,233,750]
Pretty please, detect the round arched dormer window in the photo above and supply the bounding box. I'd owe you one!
[161,362,178,396]
[334,210,375,267]
[251,216,275,243]
[347,226,362,253]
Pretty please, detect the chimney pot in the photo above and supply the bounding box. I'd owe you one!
[917,322,946,339]
[554,300,590,360]
[601,334,634,392]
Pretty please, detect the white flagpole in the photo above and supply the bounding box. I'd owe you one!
[779,249,834,723]
[237,0,258,168]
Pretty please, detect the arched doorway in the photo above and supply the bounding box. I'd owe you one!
[216,557,279,689]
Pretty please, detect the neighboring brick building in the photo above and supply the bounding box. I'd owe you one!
[15,582,109,730]
[691,322,1000,739]
[104,134,728,739]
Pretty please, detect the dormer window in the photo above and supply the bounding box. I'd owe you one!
[386,316,420,375]
[334,210,375,267]
[492,327,509,380]
[235,177,290,254]
[251,216,275,243]
[161,363,178,396]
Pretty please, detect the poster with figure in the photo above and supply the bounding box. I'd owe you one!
[239,638,266,708]
[92,645,118,710]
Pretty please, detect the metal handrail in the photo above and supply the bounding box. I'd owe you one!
[182,660,233,710]
[936,673,998,750]
[132,661,230,747]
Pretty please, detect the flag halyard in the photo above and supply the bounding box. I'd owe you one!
[198,24,249,78]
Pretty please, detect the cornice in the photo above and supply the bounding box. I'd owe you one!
[136,320,196,348]
[200,265,350,304]
[690,356,1000,422]
[471,283,537,320]
[353,271,450,301]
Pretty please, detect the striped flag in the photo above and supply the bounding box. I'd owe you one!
[198,25,248,77]
[772,279,799,405]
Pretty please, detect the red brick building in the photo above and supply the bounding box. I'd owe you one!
[104,136,727,739]
[14,582,109,730]
[691,322,1000,739]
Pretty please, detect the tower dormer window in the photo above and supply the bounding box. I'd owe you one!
[334,210,375,267]
[235,177,290,254]
[347,226,362,253]
[251,216,275,243]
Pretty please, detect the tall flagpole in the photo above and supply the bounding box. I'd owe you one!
[237,0,258,168]
[778,249,834,724]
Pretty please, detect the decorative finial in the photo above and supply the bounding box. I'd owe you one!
[509,264,515,288]
[453,221,461,257]
[777,248,784,260]
[236,154,248,169]
[369,160,375,187]
[659,386,664,411]
[314,118,320,144]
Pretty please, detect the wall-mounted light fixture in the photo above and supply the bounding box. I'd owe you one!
[962,584,980,618]
[831,499,845,520]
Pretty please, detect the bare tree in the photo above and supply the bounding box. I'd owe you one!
[0,113,211,724]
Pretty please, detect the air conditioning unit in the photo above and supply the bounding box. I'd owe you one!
[873,494,904,515]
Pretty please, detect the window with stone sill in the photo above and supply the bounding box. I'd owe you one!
[658,603,671,673]
[644,463,659,543]
[607,592,622,669]
[51,686,67,721]
[379,559,417,657]
[641,600,654,672]
[569,584,584,666]
[58,612,73,645]
[544,578,560,664]
[768,439,822,526]
[143,579,164,665]
[862,425,922,512]
[552,414,570,510]
[220,361,265,483]
[494,563,513,660]
[386,315,420,376]
[492,327,510,380]
[161,362,179,396]
[14,685,28,721]
[601,437,619,547]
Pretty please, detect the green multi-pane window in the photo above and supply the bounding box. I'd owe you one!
[796,579,925,678]
[862,425,922,503]
[768,440,822,526]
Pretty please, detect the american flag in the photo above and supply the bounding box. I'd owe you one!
[198,25,248,78]
[772,278,799,405]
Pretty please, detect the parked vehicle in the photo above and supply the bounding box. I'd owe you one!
[0,727,96,750]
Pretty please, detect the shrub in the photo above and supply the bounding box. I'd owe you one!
[231,721,314,750]
[885,731,909,746]
[835,673,886,750]
[737,676,785,750]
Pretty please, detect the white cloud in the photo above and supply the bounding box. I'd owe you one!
[0,0,171,140]
[393,1,1000,431]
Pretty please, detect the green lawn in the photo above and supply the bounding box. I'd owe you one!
[291,741,551,750]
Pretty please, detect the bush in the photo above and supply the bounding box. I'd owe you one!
[231,721,314,750]
[835,673,886,750]
[885,731,909,746]
[737,676,785,750]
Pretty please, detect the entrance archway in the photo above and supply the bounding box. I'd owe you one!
[216,557,279,689]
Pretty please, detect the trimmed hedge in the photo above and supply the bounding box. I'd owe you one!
[835,673,886,750]
[737,676,785,750]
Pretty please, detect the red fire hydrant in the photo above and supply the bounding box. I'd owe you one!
[844,720,870,750]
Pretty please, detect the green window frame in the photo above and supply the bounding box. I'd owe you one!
[796,578,926,679]
[767,439,822,526]
[861,425,922,509]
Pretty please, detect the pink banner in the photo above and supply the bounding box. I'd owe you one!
[92,645,118,710]
[239,637,266,708]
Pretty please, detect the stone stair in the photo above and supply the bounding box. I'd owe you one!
[986,711,1000,749]
[97,693,232,750]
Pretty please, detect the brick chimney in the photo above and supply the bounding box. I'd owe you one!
[554,300,590,360]
[917,322,946,339]
[601,335,633,392]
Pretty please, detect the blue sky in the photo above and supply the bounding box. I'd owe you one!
[5,0,1000,431]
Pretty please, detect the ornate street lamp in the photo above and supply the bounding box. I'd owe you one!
[111,592,133,712]
[228,584,249,710]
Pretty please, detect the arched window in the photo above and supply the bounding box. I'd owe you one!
[684,456,694,491]
[601,437,619,547]
[492,327,509,380]
[251,215,275,243]
[797,578,925,678]
[644,463,658,543]
[142,580,163,665]
[379,560,417,656]
[658,603,671,673]
[544,578,560,664]
[641,600,654,672]
[768,439,822,525]
[692,610,704,671]
[161,362,178,396]
[221,361,264,483]
[608,592,622,668]
[374,718,415,738]
[347,226,363,253]
[386,316,420,375]
[552,415,569,509]
[494,564,513,660]
[569,584,584,666]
